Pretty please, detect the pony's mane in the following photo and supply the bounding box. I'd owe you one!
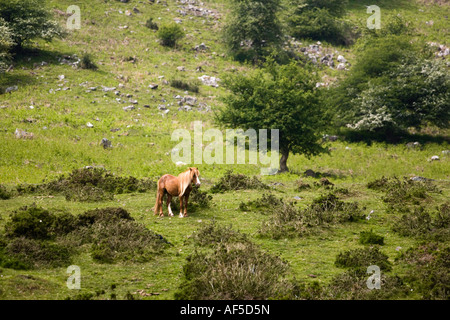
[178,169,193,197]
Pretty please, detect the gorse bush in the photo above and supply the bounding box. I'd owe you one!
[176,222,293,300]
[187,220,249,248]
[0,184,12,200]
[397,242,450,300]
[260,193,364,239]
[289,7,355,45]
[80,53,98,70]
[16,167,155,202]
[239,193,284,213]
[334,247,392,273]
[1,205,169,269]
[392,203,450,241]
[145,17,158,30]
[359,230,385,245]
[367,176,440,212]
[210,170,268,193]
[157,23,185,47]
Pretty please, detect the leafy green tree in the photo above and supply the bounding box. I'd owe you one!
[217,60,328,172]
[0,17,14,72]
[0,0,63,49]
[348,57,449,131]
[223,0,283,64]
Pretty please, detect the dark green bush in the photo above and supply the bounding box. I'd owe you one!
[16,167,155,202]
[157,24,184,47]
[77,207,134,227]
[367,176,440,212]
[259,193,364,239]
[392,203,450,241]
[175,242,292,300]
[0,184,12,200]
[88,218,168,263]
[210,170,268,193]
[290,7,355,45]
[4,237,72,269]
[80,53,98,70]
[335,247,392,273]
[5,206,55,240]
[188,220,249,248]
[397,242,449,300]
[238,193,284,213]
[359,230,384,246]
[145,18,158,30]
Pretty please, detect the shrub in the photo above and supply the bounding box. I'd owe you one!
[175,242,292,300]
[16,167,155,201]
[367,176,439,212]
[296,180,311,191]
[5,205,56,240]
[334,247,392,273]
[157,24,184,48]
[0,0,64,49]
[359,230,384,245]
[326,270,409,300]
[238,193,284,213]
[4,237,72,269]
[397,242,450,300]
[170,79,199,93]
[89,219,167,263]
[188,220,249,248]
[259,193,364,239]
[77,207,134,227]
[210,170,268,193]
[145,17,158,30]
[79,53,98,70]
[289,7,355,45]
[0,184,12,200]
[392,203,450,241]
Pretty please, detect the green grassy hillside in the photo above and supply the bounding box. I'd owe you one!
[0,0,449,300]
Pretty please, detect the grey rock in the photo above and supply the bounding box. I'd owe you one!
[101,138,112,149]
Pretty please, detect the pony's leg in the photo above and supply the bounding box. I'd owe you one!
[183,194,189,217]
[179,196,185,218]
[167,194,174,217]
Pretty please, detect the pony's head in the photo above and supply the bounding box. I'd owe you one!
[189,167,201,187]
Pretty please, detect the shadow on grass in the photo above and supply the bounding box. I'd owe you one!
[338,127,450,146]
[0,46,104,92]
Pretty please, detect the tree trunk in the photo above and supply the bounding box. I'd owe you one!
[278,149,289,173]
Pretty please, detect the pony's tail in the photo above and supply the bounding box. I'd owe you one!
[153,189,160,215]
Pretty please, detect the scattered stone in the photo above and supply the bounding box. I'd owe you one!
[193,43,209,52]
[123,105,135,111]
[86,122,94,128]
[198,75,220,87]
[293,196,302,201]
[410,176,434,182]
[177,66,185,71]
[149,84,158,89]
[182,95,197,106]
[5,85,18,93]
[406,141,421,148]
[101,138,112,149]
[14,128,34,139]
[430,155,440,161]
[441,150,450,155]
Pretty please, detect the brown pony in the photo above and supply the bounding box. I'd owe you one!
[154,167,201,218]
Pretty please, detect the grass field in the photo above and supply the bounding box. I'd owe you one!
[0,0,449,300]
